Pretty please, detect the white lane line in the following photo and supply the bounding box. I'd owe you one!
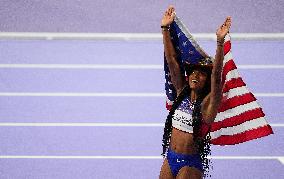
[238,65,284,69]
[209,156,282,160]
[0,92,283,97]
[0,156,161,159]
[278,157,284,165]
[0,156,277,160]
[0,123,282,127]
[254,93,284,97]
[0,155,282,160]
[0,64,284,69]
[0,32,284,40]
[270,124,284,127]
[0,123,164,127]
[0,64,163,69]
[0,92,164,97]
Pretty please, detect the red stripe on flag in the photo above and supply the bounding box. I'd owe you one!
[224,40,231,56]
[218,93,256,112]
[222,59,237,85]
[210,125,273,145]
[211,108,265,132]
[223,77,246,93]
[166,102,172,111]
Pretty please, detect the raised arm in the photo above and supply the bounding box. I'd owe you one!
[202,17,232,124]
[162,6,186,95]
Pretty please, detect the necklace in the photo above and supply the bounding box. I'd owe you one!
[189,99,196,111]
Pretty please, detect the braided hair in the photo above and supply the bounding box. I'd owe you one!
[162,72,212,177]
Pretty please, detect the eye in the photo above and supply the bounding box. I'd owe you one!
[191,70,207,77]
[191,70,200,75]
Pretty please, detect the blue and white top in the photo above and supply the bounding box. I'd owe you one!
[172,97,195,133]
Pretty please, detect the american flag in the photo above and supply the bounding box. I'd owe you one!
[164,16,273,145]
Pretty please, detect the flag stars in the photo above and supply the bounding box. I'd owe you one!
[182,41,188,47]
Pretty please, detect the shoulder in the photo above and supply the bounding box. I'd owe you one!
[176,84,188,97]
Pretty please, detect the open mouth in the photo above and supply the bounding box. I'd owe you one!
[192,79,199,84]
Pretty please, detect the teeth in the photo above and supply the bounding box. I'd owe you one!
[192,79,198,83]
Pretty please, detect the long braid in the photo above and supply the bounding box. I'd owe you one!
[161,85,212,177]
[192,97,212,177]
[162,85,190,157]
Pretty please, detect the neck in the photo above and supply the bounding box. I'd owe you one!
[190,90,199,102]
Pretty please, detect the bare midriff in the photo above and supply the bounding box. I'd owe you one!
[170,127,198,155]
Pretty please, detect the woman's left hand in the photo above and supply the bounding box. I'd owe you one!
[216,16,232,40]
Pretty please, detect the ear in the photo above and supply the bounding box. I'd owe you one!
[185,76,189,81]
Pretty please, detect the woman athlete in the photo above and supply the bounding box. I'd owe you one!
[159,6,231,179]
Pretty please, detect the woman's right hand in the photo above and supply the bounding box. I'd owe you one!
[161,6,175,26]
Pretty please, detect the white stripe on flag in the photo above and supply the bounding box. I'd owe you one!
[225,69,240,82]
[211,117,268,139]
[223,86,250,99]
[215,100,260,122]
[225,35,230,43]
[223,52,233,65]
[166,98,173,105]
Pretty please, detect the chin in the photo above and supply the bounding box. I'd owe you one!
[189,84,203,91]
[189,85,198,90]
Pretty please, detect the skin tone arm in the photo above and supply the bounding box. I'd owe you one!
[161,6,186,96]
[201,17,232,124]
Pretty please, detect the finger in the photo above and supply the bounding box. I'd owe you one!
[225,18,232,28]
[170,14,175,21]
[171,11,176,18]
[169,8,173,15]
[166,7,171,14]
[168,5,174,11]
[167,8,172,15]
[225,16,232,24]
[166,6,172,13]
[168,9,172,16]
[164,9,168,15]
[170,8,175,16]
[167,4,174,11]
[166,10,170,16]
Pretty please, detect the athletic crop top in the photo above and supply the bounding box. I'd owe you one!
[172,97,195,133]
